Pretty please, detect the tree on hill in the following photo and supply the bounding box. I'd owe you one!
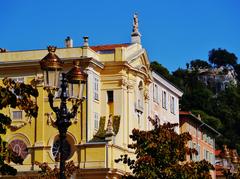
[190,59,211,70]
[191,110,222,132]
[233,64,240,82]
[0,78,38,175]
[209,85,240,151]
[208,48,238,68]
[171,54,240,152]
[150,61,172,81]
[115,117,213,178]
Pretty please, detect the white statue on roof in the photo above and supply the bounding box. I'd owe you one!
[133,13,139,33]
[131,13,141,44]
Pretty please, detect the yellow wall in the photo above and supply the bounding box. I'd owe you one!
[0,43,152,176]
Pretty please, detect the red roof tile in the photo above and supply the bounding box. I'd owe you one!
[90,44,130,52]
[215,150,221,156]
[179,111,191,115]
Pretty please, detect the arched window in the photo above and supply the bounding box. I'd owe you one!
[8,139,28,159]
[52,139,71,161]
[51,134,75,161]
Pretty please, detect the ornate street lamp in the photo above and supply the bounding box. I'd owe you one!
[40,46,87,179]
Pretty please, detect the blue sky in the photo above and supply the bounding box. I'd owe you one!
[1,0,240,72]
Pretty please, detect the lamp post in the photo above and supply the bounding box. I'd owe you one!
[40,46,87,179]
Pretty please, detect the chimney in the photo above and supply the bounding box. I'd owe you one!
[83,36,89,47]
[0,48,7,53]
[65,36,73,48]
[131,13,141,44]
[82,36,89,57]
[197,114,201,120]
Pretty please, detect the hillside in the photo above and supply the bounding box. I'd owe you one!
[151,48,240,152]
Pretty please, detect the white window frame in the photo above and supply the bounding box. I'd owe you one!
[12,110,23,120]
[153,84,159,103]
[94,112,99,130]
[170,96,175,114]
[162,91,167,109]
[197,144,200,161]
[138,81,144,109]
[93,76,99,101]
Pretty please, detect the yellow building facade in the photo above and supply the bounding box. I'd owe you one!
[0,15,156,178]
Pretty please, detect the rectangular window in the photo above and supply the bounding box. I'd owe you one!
[107,91,114,114]
[198,130,201,139]
[162,91,167,109]
[206,150,209,160]
[12,111,23,120]
[189,141,194,160]
[203,133,207,142]
[94,112,99,129]
[153,84,158,103]
[93,77,99,100]
[204,149,207,160]
[170,96,175,114]
[107,91,113,103]
[197,145,200,161]
[211,152,215,164]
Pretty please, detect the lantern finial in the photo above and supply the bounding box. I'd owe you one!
[47,46,57,53]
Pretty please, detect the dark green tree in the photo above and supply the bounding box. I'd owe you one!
[208,48,238,68]
[209,85,240,151]
[150,61,172,81]
[190,59,211,70]
[115,117,213,178]
[0,78,38,175]
[234,64,240,82]
[191,110,222,131]
[172,58,240,152]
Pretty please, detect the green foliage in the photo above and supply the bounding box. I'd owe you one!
[112,115,120,134]
[208,48,238,68]
[0,78,38,176]
[91,115,121,142]
[150,61,172,81]
[115,117,213,178]
[92,116,106,141]
[181,88,213,112]
[191,110,222,130]
[166,51,240,152]
[234,64,240,82]
[209,85,240,150]
[171,65,240,150]
[190,59,211,70]
[150,57,240,153]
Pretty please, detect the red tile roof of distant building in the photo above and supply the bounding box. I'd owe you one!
[91,43,130,51]
[179,111,221,136]
[215,150,221,156]
[179,111,191,115]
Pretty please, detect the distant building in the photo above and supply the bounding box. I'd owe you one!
[197,67,237,93]
[179,111,221,179]
[149,71,183,133]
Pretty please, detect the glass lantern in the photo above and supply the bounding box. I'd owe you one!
[40,46,63,89]
[66,60,87,100]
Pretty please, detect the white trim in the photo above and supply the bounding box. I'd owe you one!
[152,71,183,97]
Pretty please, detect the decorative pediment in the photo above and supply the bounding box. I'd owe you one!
[127,48,152,82]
